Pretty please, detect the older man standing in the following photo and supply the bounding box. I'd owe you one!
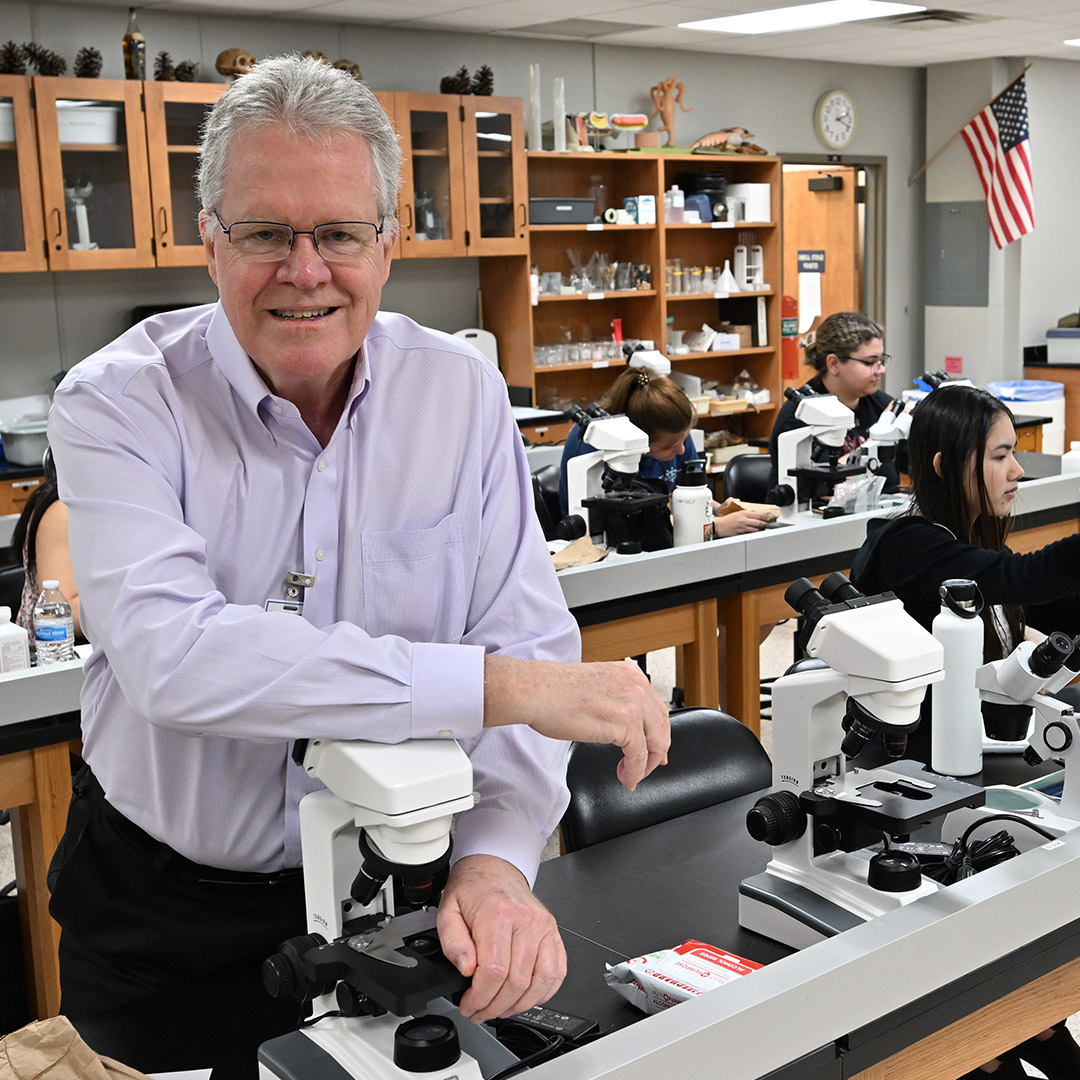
[46,56,668,1075]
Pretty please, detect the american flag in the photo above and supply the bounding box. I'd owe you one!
[961,74,1034,249]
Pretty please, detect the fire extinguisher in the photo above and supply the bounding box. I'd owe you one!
[781,295,799,382]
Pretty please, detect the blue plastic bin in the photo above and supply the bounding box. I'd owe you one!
[987,380,1064,402]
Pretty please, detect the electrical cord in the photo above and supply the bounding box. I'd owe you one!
[486,1025,565,1079]
[923,813,1058,885]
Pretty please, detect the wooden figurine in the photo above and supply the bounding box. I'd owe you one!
[649,77,691,147]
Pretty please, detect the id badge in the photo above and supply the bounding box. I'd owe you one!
[265,598,304,616]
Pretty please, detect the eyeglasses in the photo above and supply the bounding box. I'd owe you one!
[213,211,384,262]
[840,353,891,370]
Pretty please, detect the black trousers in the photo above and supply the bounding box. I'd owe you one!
[48,764,307,1079]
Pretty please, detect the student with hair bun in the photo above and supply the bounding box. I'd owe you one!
[558,363,768,537]
[768,311,895,491]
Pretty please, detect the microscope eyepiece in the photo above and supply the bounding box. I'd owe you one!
[1030,631,1075,678]
[820,572,863,604]
[785,577,826,616]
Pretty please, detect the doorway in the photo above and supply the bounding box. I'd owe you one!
[780,156,886,390]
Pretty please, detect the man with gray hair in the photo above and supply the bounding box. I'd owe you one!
[46,54,668,1074]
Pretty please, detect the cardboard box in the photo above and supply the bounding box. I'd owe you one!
[717,323,753,349]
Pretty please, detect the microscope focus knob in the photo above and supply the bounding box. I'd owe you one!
[769,484,794,508]
[1043,721,1074,754]
[746,791,806,845]
[556,514,586,541]
[262,933,327,1001]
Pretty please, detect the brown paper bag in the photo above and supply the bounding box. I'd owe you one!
[720,499,779,523]
[0,1016,151,1080]
[551,535,608,570]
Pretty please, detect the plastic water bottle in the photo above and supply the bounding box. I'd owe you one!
[33,580,75,665]
[672,461,714,547]
[1062,441,1080,474]
[0,606,30,672]
[931,579,985,776]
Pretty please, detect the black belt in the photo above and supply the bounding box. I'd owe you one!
[76,763,304,887]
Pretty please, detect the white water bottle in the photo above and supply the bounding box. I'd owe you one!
[0,606,30,672]
[33,579,75,665]
[672,461,714,547]
[931,579,985,776]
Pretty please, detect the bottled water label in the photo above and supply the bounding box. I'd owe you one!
[35,623,70,641]
[34,581,75,665]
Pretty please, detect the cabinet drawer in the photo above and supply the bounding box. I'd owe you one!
[0,475,44,516]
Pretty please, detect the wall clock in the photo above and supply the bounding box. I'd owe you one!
[814,89,857,150]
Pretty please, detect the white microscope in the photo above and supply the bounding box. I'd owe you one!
[560,350,677,550]
[770,386,863,522]
[257,738,518,1079]
[739,573,986,950]
[852,398,912,478]
[943,632,1080,851]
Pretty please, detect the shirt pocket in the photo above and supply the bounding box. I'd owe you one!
[361,513,469,642]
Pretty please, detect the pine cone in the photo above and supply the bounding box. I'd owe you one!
[73,46,102,79]
[471,65,494,96]
[0,41,28,75]
[174,60,198,82]
[154,50,175,81]
[24,42,67,77]
[440,65,471,95]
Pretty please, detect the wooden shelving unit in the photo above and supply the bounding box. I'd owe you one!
[480,150,782,443]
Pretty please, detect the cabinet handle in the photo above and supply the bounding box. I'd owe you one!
[518,202,527,232]
[403,203,413,233]
[50,207,62,240]
[158,206,168,238]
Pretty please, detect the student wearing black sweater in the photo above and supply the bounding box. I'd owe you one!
[851,384,1080,1080]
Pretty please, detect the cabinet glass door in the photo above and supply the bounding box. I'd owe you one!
[34,77,153,270]
[463,97,526,256]
[397,94,465,258]
[0,76,46,271]
[145,82,227,267]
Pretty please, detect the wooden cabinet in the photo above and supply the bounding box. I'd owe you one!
[0,474,44,516]
[33,76,154,270]
[382,92,527,259]
[0,76,47,272]
[1,76,223,273]
[144,81,227,266]
[481,151,782,443]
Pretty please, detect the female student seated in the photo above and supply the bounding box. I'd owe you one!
[768,311,896,492]
[11,471,83,642]
[558,363,768,537]
[851,384,1080,1080]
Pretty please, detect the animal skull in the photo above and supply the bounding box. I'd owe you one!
[215,48,256,79]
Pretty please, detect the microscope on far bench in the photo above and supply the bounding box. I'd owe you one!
[257,738,517,1080]
[770,386,865,522]
[739,574,986,950]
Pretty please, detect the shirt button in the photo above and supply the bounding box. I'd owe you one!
[316,548,326,561]
[317,460,327,473]
[272,404,283,415]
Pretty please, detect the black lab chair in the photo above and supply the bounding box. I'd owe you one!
[560,706,772,852]
[722,452,773,504]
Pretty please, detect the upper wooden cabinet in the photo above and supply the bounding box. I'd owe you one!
[382,92,527,259]
[0,76,47,271]
[144,81,227,267]
[33,76,155,270]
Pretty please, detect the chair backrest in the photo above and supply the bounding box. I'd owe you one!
[723,452,773,503]
[0,564,25,618]
[531,464,562,541]
[560,706,772,852]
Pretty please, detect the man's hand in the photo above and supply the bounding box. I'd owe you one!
[437,855,566,1024]
[484,656,670,790]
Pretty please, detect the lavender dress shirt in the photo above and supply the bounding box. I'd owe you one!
[49,303,579,882]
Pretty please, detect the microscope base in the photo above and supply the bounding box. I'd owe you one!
[258,1003,515,1080]
[739,872,868,950]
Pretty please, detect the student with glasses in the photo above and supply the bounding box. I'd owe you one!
[45,56,668,1075]
[767,310,899,492]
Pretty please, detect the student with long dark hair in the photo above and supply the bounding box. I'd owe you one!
[851,384,1080,1079]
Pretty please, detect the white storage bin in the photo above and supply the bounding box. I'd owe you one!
[56,101,121,145]
[725,183,771,223]
[0,103,13,143]
[1047,328,1080,367]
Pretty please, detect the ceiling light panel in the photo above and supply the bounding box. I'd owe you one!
[680,0,926,35]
